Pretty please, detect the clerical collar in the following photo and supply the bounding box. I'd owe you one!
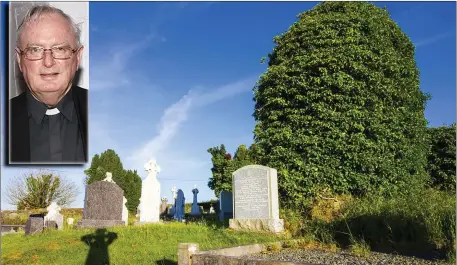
[26,88,75,124]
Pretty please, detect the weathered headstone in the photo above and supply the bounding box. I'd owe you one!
[45,220,58,230]
[174,189,185,222]
[138,159,162,224]
[122,197,128,226]
[229,165,284,233]
[190,185,201,216]
[219,191,233,221]
[169,185,177,216]
[67,218,74,225]
[25,214,44,235]
[44,202,63,230]
[209,205,215,214]
[160,197,168,216]
[76,180,125,229]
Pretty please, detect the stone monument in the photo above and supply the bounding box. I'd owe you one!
[76,180,125,229]
[44,202,63,230]
[190,185,201,216]
[219,191,233,221]
[103,172,128,226]
[174,189,185,222]
[160,197,168,216]
[169,185,177,216]
[229,165,284,233]
[25,214,44,235]
[139,159,161,223]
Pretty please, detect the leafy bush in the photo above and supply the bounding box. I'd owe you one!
[427,123,456,192]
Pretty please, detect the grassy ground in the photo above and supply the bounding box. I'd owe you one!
[1,223,279,265]
[281,188,456,264]
[1,221,285,265]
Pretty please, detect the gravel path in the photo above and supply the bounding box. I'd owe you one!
[244,248,449,265]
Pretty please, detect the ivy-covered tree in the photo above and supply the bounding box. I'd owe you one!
[253,1,430,208]
[427,123,456,192]
[84,149,142,213]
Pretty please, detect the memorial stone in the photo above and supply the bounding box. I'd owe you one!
[190,185,201,216]
[25,214,44,235]
[229,165,284,233]
[219,191,233,221]
[44,202,63,230]
[174,189,185,222]
[76,180,125,229]
[138,159,162,224]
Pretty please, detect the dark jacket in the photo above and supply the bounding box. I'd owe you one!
[8,85,88,163]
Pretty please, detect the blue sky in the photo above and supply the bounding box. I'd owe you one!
[1,1,456,210]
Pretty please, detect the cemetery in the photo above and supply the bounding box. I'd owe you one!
[1,1,456,265]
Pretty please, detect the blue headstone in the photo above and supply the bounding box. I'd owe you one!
[190,188,201,216]
[219,191,233,221]
[174,189,185,222]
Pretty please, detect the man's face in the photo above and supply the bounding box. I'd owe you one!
[16,13,83,105]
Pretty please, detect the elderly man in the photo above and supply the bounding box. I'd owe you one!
[9,4,87,164]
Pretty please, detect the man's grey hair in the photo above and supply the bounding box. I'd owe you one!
[16,4,82,48]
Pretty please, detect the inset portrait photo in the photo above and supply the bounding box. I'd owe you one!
[7,2,89,165]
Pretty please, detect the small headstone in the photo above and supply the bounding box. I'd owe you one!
[67,218,74,225]
[169,185,177,216]
[122,196,128,226]
[25,215,44,235]
[76,180,125,229]
[44,202,63,230]
[209,205,215,214]
[229,165,284,233]
[174,189,185,222]
[219,191,233,221]
[45,220,58,230]
[160,197,168,216]
[190,186,201,216]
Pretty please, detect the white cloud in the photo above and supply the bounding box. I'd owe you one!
[414,32,453,48]
[127,76,257,172]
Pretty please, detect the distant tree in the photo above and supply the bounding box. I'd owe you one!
[207,144,259,197]
[5,170,78,210]
[207,144,233,198]
[427,123,456,192]
[84,149,142,213]
[253,1,430,208]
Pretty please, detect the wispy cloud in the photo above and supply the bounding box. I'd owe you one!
[126,76,257,171]
[414,32,454,48]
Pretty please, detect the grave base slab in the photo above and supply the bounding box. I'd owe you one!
[229,218,284,233]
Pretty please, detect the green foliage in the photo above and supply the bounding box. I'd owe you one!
[207,144,260,197]
[427,123,456,192]
[84,149,142,213]
[253,1,430,208]
[5,171,78,210]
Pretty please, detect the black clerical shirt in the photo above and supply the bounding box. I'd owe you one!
[26,89,85,163]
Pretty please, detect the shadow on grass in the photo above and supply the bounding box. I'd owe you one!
[155,258,177,265]
[81,228,118,265]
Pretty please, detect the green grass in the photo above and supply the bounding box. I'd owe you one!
[1,221,285,265]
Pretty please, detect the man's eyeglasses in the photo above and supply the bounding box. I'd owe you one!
[17,46,79,60]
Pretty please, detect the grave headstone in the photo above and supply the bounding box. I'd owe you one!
[76,180,125,229]
[45,220,58,230]
[229,165,284,233]
[25,214,44,235]
[190,185,201,216]
[44,201,63,230]
[67,218,74,225]
[138,159,161,224]
[174,189,185,222]
[219,191,233,221]
[160,197,168,216]
[169,185,177,216]
[122,197,128,226]
[209,205,215,214]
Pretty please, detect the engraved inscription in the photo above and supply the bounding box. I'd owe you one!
[234,167,270,219]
